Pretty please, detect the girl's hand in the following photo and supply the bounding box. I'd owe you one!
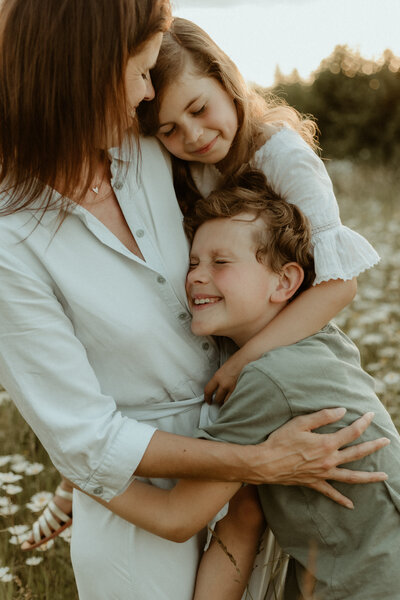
[204,350,249,404]
[205,279,358,405]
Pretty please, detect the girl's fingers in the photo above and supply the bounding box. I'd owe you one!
[204,377,218,404]
[213,385,230,405]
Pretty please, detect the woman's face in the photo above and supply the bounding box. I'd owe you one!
[124,32,163,122]
[156,65,238,164]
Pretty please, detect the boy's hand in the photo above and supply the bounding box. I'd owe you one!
[254,409,390,509]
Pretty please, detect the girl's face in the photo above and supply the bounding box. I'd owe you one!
[156,65,238,164]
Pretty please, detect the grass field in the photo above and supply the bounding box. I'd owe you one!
[0,161,399,599]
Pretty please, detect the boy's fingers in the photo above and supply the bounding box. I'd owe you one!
[336,437,390,465]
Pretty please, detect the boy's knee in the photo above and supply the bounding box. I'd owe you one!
[228,486,265,534]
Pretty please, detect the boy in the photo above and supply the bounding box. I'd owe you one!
[99,168,400,599]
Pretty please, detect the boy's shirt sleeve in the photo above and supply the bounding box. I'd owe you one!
[196,363,293,445]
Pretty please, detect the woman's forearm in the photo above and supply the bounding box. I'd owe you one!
[92,478,240,542]
[135,410,389,508]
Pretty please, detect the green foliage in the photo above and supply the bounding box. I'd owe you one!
[258,46,400,164]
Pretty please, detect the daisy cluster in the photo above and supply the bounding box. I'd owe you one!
[328,161,400,426]
[0,392,71,583]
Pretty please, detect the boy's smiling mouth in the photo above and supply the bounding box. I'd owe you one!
[192,295,222,307]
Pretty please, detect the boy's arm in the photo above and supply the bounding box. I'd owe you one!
[205,278,357,403]
[91,478,241,543]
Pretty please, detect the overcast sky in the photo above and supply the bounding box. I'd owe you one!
[172,0,400,86]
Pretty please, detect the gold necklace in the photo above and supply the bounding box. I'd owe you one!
[91,157,108,195]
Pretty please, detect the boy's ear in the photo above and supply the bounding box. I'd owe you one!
[270,263,304,303]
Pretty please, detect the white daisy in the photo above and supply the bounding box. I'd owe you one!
[0,503,19,516]
[3,484,23,495]
[0,472,23,484]
[25,557,43,566]
[11,461,30,473]
[24,463,45,476]
[8,524,30,535]
[0,456,11,467]
[0,567,13,582]
[383,372,400,386]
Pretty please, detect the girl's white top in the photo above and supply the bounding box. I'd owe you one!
[0,137,219,501]
[191,127,380,285]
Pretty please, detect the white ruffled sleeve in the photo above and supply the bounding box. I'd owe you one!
[255,128,380,284]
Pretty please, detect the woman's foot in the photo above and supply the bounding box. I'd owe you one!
[21,480,73,551]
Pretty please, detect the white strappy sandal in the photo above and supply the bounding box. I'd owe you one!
[21,485,73,551]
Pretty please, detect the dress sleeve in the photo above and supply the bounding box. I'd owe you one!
[0,247,156,501]
[256,128,380,284]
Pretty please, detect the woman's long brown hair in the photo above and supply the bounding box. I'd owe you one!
[0,0,171,215]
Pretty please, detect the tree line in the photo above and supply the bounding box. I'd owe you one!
[255,45,400,164]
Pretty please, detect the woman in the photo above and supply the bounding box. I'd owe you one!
[0,1,387,598]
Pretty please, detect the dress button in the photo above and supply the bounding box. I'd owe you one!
[114,181,123,190]
[93,486,103,496]
[178,312,188,320]
[136,229,145,238]
[202,342,210,351]
[157,275,166,284]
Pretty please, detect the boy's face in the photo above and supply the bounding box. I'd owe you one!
[186,215,280,347]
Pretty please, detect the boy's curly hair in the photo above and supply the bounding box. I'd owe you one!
[186,167,316,297]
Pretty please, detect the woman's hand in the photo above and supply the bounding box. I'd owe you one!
[251,408,389,508]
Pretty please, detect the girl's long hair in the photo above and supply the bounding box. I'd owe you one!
[138,17,318,217]
[0,0,171,215]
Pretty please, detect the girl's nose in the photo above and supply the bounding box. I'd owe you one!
[183,123,203,145]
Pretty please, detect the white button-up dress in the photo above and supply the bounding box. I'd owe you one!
[0,137,219,598]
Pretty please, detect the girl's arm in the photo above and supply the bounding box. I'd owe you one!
[92,478,241,543]
[205,278,357,403]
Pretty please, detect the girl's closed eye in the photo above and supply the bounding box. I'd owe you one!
[160,125,176,138]
[192,104,206,117]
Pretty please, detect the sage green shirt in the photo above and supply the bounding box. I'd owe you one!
[197,323,400,600]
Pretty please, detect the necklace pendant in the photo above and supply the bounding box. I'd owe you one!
[92,186,99,194]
